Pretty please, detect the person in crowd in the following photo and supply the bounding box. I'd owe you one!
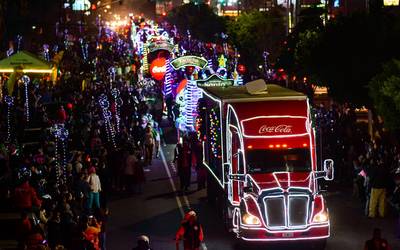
[83,215,102,250]
[364,228,391,250]
[143,125,155,166]
[87,167,102,213]
[14,179,42,212]
[132,235,152,250]
[124,147,137,193]
[175,210,204,250]
[368,159,390,218]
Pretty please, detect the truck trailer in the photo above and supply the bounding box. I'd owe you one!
[196,82,334,248]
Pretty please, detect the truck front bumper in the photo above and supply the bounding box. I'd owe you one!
[238,224,329,242]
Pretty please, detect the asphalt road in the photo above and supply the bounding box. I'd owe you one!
[107,143,400,250]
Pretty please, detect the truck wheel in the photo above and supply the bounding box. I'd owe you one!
[311,239,327,250]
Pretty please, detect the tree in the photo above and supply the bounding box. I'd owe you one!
[369,59,400,130]
[167,3,226,42]
[292,11,400,106]
[226,8,286,72]
[276,6,324,76]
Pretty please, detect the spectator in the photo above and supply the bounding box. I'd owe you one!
[87,167,102,213]
[368,159,390,218]
[14,179,42,212]
[364,228,391,250]
[132,235,152,250]
[143,126,155,166]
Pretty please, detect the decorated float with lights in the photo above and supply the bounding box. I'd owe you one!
[196,79,334,248]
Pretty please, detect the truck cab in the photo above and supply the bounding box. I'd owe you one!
[197,83,334,246]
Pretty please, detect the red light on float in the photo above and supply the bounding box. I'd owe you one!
[150,57,167,81]
[268,144,274,148]
[247,145,253,149]
[303,143,308,147]
[237,64,246,74]
[282,144,287,148]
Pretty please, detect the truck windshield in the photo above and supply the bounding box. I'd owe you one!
[246,148,311,173]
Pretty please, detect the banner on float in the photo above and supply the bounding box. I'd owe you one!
[147,41,174,53]
[170,56,208,70]
[196,74,234,88]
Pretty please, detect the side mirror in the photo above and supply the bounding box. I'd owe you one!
[323,159,334,181]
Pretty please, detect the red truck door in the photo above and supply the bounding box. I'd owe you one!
[227,106,244,206]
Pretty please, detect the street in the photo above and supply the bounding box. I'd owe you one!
[107,143,400,250]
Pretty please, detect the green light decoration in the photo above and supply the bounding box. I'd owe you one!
[197,74,234,88]
[209,108,221,158]
[170,56,208,70]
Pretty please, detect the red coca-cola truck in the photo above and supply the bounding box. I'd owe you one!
[196,83,334,248]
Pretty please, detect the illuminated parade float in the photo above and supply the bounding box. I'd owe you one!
[196,80,334,248]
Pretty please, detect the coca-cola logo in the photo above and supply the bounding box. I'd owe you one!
[151,65,166,74]
[259,125,293,134]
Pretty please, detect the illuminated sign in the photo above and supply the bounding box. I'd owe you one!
[259,125,292,134]
[170,56,208,70]
[147,41,174,53]
[72,0,90,11]
[150,58,167,81]
[197,74,234,88]
[241,116,309,138]
[384,0,399,5]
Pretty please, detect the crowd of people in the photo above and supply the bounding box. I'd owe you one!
[314,102,400,225]
[0,16,169,250]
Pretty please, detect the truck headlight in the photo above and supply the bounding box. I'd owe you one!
[242,213,260,225]
[312,211,328,223]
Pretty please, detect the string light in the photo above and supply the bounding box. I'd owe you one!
[4,95,14,142]
[17,35,22,52]
[183,79,202,131]
[98,94,116,148]
[43,44,50,61]
[164,58,173,95]
[111,88,123,133]
[209,108,221,158]
[22,75,30,123]
[51,124,69,186]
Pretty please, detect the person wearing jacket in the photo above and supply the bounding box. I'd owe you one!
[368,159,390,218]
[364,228,391,250]
[87,167,102,212]
[175,211,204,250]
[14,180,42,211]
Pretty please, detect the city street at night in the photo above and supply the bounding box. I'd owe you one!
[1,1,400,250]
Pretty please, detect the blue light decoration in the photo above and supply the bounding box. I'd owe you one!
[6,47,14,57]
[4,95,14,142]
[207,58,215,74]
[16,35,22,52]
[98,94,116,148]
[209,108,221,158]
[164,58,173,96]
[108,67,116,86]
[111,88,123,134]
[51,123,69,186]
[183,79,202,131]
[21,75,30,123]
[43,44,50,61]
[79,38,88,62]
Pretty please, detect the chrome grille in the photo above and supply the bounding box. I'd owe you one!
[264,196,285,227]
[288,196,309,227]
